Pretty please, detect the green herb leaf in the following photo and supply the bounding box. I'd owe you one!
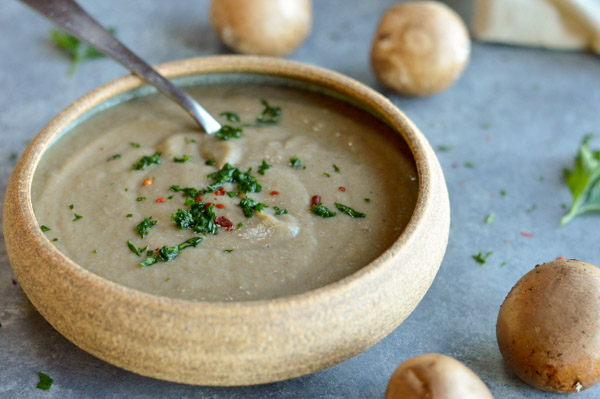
[52,238,58,242]
[130,142,141,148]
[36,372,53,390]
[322,172,330,178]
[69,204,74,210]
[437,145,453,152]
[220,111,240,122]
[335,203,366,218]
[72,213,83,222]
[561,135,600,225]
[139,237,203,267]
[107,154,121,161]
[136,217,157,238]
[223,249,234,253]
[185,137,197,144]
[312,204,336,218]
[207,163,262,194]
[273,206,288,216]
[127,240,147,257]
[173,155,189,163]
[256,99,281,124]
[364,198,371,203]
[126,214,133,218]
[464,162,476,168]
[131,152,161,171]
[172,203,217,235]
[333,164,341,173]
[9,152,18,162]
[290,156,302,169]
[500,189,507,197]
[258,159,272,175]
[40,225,51,232]
[237,222,244,229]
[205,159,216,166]
[136,196,146,202]
[472,251,493,265]
[50,28,116,76]
[215,125,242,141]
[239,198,268,218]
[227,191,239,198]
[485,212,496,224]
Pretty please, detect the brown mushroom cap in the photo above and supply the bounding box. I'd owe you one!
[385,353,494,399]
[209,0,312,56]
[497,259,600,393]
[370,1,470,96]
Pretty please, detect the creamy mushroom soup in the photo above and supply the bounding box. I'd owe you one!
[32,83,418,301]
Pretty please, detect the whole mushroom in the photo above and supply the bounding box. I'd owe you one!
[370,1,470,96]
[497,259,600,393]
[385,353,494,398]
[210,0,312,56]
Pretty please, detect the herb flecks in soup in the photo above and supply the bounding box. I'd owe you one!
[32,84,418,301]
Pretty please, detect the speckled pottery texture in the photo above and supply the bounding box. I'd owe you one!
[3,56,450,386]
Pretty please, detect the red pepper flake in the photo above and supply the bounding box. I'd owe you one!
[204,202,213,209]
[338,186,346,192]
[155,197,166,203]
[215,203,225,209]
[215,216,233,231]
[270,191,280,196]
[504,240,510,244]
[215,187,226,196]
[311,195,321,207]
[451,162,459,169]
[521,231,534,238]
[142,177,154,186]
[556,256,566,260]
[194,194,203,203]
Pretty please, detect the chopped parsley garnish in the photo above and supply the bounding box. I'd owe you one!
[126,213,133,218]
[333,164,341,173]
[69,204,74,210]
[136,197,146,202]
[92,249,97,254]
[527,204,538,213]
[50,27,115,75]
[561,135,600,225]
[464,162,476,168]
[172,202,217,235]
[256,99,281,124]
[52,238,58,242]
[127,240,147,257]
[107,154,121,161]
[485,212,496,224]
[437,145,453,152]
[258,159,272,175]
[40,225,51,232]
[205,159,216,166]
[207,163,262,194]
[500,189,507,196]
[273,206,288,216]
[473,251,493,265]
[312,204,336,218]
[173,155,189,163]
[185,137,198,144]
[215,125,242,141]
[239,198,268,218]
[237,222,244,229]
[72,213,84,222]
[290,156,302,169]
[130,142,141,148]
[136,217,157,238]
[131,152,161,171]
[223,249,234,253]
[335,203,366,218]
[139,237,203,267]
[322,172,331,178]
[36,371,54,390]
[170,185,203,199]
[364,198,371,203]
[220,111,241,122]
[9,152,18,161]
[227,191,238,198]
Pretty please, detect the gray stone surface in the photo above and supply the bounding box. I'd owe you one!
[1,0,600,398]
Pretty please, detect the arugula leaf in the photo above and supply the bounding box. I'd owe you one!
[50,28,116,75]
[127,240,147,257]
[215,125,242,141]
[131,152,161,171]
[561,135,600,225]
[256,99,281,124]
[136,217,157,238]
[37,372,53,390]
[312,204,336,218]
[258,159,271,175]
[334,203,366,218]
[239,198,268,218]
[139,237,203,267]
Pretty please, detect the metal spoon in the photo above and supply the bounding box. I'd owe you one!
[19,0,221,134]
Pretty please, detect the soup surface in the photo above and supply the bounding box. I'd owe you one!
[32,83,418,301]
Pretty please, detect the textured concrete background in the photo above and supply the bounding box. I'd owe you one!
[1,0,600,398]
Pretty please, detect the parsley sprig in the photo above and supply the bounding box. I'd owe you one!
[139,237,203,267]
[561,135,600,225]
[131,153,161,171]
[50,28,116,75]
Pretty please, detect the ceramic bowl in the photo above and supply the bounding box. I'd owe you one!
[4,56,450,386]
